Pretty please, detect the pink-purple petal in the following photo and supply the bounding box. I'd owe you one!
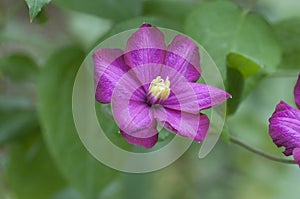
[153,106,210,142]
[113,95,159,148]
[94,24,232,148]
[269,101,300,156]
[293,148,300,167]
[112,86,156,132]
[164,35,201,82]
[111,69,158,145]
[294,73,300,109]
[120,129,158,148]
[191,83,231,109]
[93,48,130,103]
[124,25,166,67]
[163,83,231,113]
[128,100,155,129]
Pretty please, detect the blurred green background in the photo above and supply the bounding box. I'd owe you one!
[1,0,300,198]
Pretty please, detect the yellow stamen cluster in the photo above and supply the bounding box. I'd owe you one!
[149,76,170,100]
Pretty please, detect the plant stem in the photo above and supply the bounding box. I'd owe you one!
[229,136,296,164]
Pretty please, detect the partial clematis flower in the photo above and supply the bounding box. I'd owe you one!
[93,24,230,148]
[269,73,300,166]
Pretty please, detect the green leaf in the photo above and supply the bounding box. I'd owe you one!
[25,0,50,22]
[220,125,230,144]
[0,95,33,111]
[226,52,264,114]
[142,1,195,25]
[0,110,39,145]
[0,53,39,81]
[52,0,142,22]
[226,67,244,114]
[185,1,281,113]
[227,52,263,78]
[184,0,281,78]
[274,17,300,69]
[38,46,116,198]
[51,187,82,199]
[6,134,67,199]
[92,16,182,51]
[0,51,39,144]
[158,128,173,142]
[256,0,300,22]
[35,8,49,24]
[66,12,112,50]
[103,16,181,37]
[122,174,153,199]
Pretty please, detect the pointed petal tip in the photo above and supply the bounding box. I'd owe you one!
[124,23,166,67]
[140,23,152,28]
[227,92,233,99]
[155,107,209,142]
[120,129,158,149]
[275,100,290,111]
[163,83,230,113]
[206,86,232,108]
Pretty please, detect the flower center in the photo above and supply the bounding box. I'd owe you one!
[148,76,170,100]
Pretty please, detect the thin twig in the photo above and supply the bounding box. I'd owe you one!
[229,136,296,164]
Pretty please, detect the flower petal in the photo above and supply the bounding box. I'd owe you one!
[112,84,156,131]
[293,148,300,167]
[294,73,300,109]
[153,106,210,142]
[269,101,300,156]
[164,35,201,82]
[111,70,158,147]
[120,129,158,148]
[113,93,159,147]
[117,100,158,148]
[124,25,166,67]
[163,83,231,113]
[93,48,130,103]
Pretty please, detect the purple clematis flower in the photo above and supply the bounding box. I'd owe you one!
[93,24,230,148]
[269,73,300,166]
